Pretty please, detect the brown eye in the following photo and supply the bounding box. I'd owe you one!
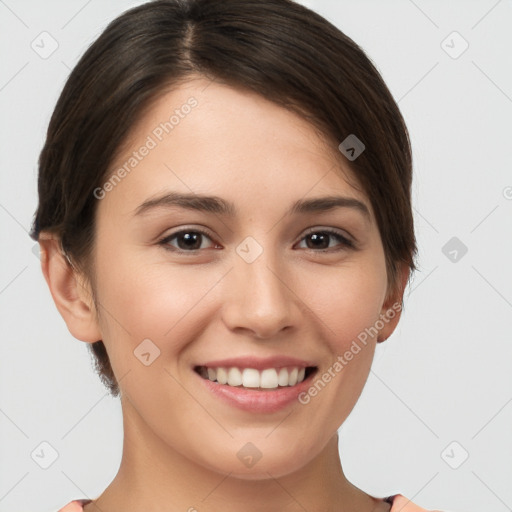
[159,229,218,253]
[296,229,354,252]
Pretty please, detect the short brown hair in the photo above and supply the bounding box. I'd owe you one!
[30,0,418,397]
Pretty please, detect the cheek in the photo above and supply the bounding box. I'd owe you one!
[296,256,388,350]
[93,247,221,366]
[292,252,387,406]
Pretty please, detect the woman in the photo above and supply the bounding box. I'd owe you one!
[31,0,448,510]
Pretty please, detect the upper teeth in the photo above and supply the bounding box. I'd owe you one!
[201,366,307,389]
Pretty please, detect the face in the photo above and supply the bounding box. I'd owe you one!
[88,76,394,479]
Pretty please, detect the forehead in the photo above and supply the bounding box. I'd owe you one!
[100,77,372,222]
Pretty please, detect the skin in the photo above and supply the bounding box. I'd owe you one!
[40,76,409,512]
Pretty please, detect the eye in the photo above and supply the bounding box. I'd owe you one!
[158,227,355,254]
[295,228,355,252]
[158,228,219,253]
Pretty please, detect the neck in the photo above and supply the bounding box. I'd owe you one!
[86,397,378,512]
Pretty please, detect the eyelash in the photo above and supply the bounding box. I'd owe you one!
[157,227,355,255]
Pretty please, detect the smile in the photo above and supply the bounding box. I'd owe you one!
[194,365,317,390]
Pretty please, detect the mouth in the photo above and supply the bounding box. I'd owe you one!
[193,357,320,413]
[193,365,318,390]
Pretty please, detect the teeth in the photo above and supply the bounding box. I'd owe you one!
[289,367,298,386]
[199,366,310,388]
[227,367,243,386]
[242,368,260,388]
[278,368,289,386]
[217,367,228,385]
[260,368,278,389]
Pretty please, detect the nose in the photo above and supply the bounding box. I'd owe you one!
[221,246,297,339]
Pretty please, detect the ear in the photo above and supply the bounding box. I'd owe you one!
[377,263,410,343]
[38,233,102,343]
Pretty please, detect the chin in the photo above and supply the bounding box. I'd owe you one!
[222,461,303,481]
[200,445,314,482]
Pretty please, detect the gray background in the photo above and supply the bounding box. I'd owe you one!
[1,1,511,511]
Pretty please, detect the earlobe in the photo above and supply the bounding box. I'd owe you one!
[377,264,410,343]
[38,234,102,343]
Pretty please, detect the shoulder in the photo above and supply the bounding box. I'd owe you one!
[56,499,92,512]
[389,494,448,511]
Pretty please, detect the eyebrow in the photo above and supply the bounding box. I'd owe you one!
[133,191,371,221]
